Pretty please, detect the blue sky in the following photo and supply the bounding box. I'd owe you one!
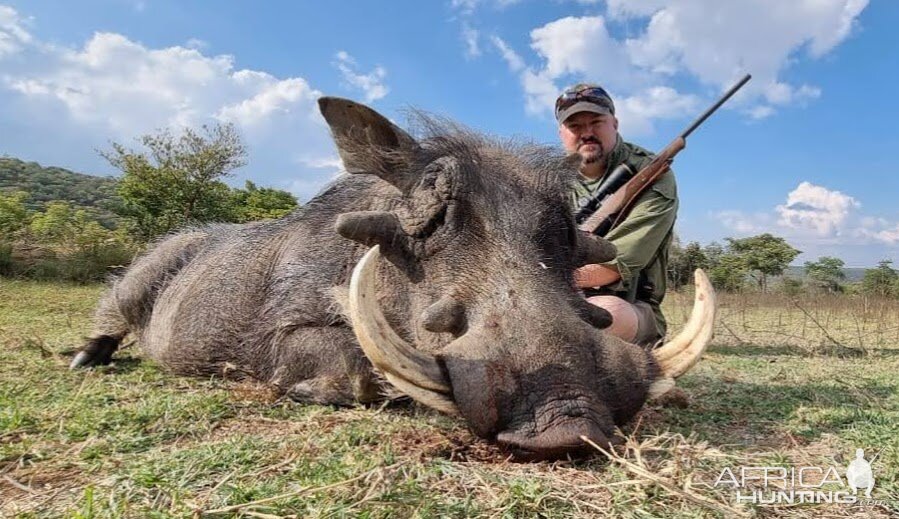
[1,0,896,266]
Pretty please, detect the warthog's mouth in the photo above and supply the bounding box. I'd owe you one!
[346,245,717,458]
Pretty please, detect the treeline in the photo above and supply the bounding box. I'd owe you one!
[0,157,121,228]
[3,123,896,295]
[1,123,298,282]
[669,235,899,299]
[0,157,119,210]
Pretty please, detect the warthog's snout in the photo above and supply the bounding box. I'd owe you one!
[347,246,717,459]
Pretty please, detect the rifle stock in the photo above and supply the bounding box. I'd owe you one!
[577,74,750,237]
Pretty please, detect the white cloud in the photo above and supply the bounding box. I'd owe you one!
[490,35,524,72]
[486,1,866,133]
[621,1,866,99]
[185,38,208,50]
[333,51,389,103]
[217,76,317,127]
[0,5,32,58]
[746,105,775,120]
[521,69,560,117]
[493,20,696,135]
[861,216,890,229]
[2,31,326,137]
[615,86,699,135]
[716,181,899,248]
[856,223,899,245]
[296,155,343,170]
[453,0,521,58]
[605,0,667,19]
[451,0,521,14]
[714,210,769,234]
[462,23,480,58]
[776,182,860,236]
[0,6,341,200]
[529,16,640,91]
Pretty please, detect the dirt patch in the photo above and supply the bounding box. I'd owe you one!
[0,464,88,516]
[227,379,281,404]
[387,425,509,463]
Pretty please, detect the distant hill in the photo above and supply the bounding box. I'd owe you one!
[784,265,867,283]
[0,157,121,227]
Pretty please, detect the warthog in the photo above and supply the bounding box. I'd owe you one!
[72,98,715,460]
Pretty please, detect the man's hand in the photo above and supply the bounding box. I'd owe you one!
[574,263,621,289]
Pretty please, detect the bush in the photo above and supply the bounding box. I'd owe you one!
[779,277,804,297]
[34,246,135,283]
[4,243,136,283]
[0,199,140,283]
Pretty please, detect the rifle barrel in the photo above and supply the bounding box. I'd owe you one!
[680,74,751,139]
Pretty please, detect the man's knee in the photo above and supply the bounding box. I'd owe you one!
[585,295,638,342]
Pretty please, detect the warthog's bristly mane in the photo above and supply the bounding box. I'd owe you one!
[336,109,577,200]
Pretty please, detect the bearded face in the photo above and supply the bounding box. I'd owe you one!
[558,112,618,170]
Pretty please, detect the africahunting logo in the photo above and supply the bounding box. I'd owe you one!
[713,448,886,506]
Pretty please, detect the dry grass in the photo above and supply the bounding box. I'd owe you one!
[665,290,899,355]
[1,278,898,517]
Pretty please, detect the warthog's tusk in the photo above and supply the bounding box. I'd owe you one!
[348,245,460,416]
[652,269,716,379]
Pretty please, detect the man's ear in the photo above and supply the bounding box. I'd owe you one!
[613,116,619,131]
[319,97,421,192]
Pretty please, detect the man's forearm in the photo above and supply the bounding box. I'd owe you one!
[574,263,621,289]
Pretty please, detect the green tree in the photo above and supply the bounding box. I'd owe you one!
[668,239,708,290]
[861,260,898,298]
[804,256,846,293]
[703,242,725,267]
[230,181,298,222]
[102,123,247,240]
[29,201,119,250]
[0,190,29,237]
[29,201,80,245]
[726,233,800,292]
[708,253,748,292]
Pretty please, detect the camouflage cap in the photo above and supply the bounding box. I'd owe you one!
[555,83,616,123]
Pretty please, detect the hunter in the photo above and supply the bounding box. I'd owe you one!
[556,83,678,347]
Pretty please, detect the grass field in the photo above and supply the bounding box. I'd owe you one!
[1,278,897,518]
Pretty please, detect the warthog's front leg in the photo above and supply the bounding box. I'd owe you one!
[268,326,384,406]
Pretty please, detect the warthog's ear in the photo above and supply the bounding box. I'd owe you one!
[319,97,421,192]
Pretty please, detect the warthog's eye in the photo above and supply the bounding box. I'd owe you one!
[396,155,458,248]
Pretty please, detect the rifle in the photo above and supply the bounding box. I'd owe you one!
[577,74,752,236]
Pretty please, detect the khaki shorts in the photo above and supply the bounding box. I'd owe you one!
[631,300,663,348]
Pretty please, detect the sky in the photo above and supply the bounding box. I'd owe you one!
[0,0,896,266]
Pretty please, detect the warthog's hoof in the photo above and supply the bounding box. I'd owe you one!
[69,336,119,369]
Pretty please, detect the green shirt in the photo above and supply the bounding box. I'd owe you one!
[570,136,678,337]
